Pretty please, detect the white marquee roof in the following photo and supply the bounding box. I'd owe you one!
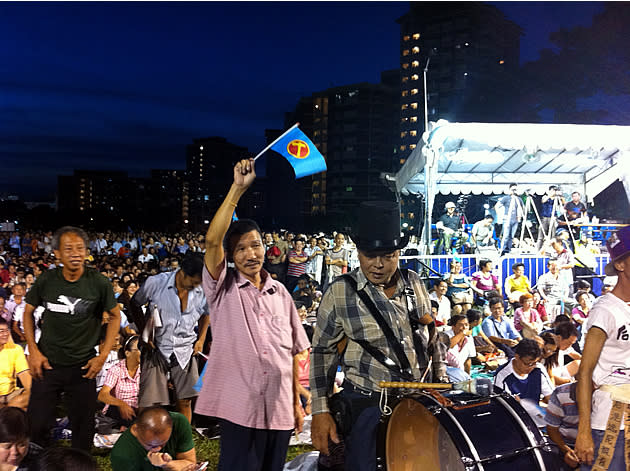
[393,121,630,201]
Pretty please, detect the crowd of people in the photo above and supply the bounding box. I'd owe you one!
[433,184,596,257]
[0,162,628,471]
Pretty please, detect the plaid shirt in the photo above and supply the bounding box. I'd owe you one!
[102,360,140,412]
[310,268,446,415]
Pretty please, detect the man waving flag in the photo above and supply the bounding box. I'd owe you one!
[254,123,327,179]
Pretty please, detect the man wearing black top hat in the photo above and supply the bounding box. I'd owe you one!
[310,201,447,470]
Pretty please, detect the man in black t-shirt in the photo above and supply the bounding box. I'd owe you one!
[23,226,121,451]
[563,191,588,242]
[435,202,462,254]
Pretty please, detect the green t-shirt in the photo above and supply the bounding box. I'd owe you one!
[471,324,483,337]
[110,412,195,471]
[25,267,117,367]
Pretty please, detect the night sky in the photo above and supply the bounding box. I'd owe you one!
[1,1,605,201]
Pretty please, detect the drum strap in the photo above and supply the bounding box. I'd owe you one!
[342,274,415,382]
[592,400,629,471]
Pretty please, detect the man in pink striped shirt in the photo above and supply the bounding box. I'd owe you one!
[195,158,310,471]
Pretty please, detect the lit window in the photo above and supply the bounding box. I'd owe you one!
[402,63,409,69]
[400,131,408,138]
[412,60,420,67]
[402,76,409,83]
[401,117,408,122]
[401,90,409,97]
[401,104,409,110]
[400,145,407,151]
[413,33,420,40]
[499,60,505,64]
[409,212,415,219]
[410,130,417,137]
[410,116,418,123]
[410,144,417,150]
[403,35,410,41]
[411,74,419,81]
[411,89,419,95]
[412,46,420,54]
[402,49,410,56]
[400,158,406,164]
[199,146,203,150]
[410,102,418,109]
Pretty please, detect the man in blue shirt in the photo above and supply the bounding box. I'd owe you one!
[494,338,553,403]
[482,297,521,358]
[131,254,209,423]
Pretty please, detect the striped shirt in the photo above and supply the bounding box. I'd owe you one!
[132,269,208,369]
[545,382,579,443]
[287,250,307,277]
[310,268,445,415]
[102,360,140,412]
[195,263,310,430]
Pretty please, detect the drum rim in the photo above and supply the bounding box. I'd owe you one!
[378,392,550,471]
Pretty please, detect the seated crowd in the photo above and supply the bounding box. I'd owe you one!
[0,225,618,470]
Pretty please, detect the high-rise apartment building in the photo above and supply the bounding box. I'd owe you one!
[396,2,522,167]
[285,73,399,230]
[186,137,252,230]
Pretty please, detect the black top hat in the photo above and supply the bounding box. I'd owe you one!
[352,201,409,253]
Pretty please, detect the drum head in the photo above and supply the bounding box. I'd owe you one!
[385,398,466,471]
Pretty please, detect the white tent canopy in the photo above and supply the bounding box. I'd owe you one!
[386,120,630,249]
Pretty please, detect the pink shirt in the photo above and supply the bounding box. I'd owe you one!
[513,307,541,331]
[195,263,310,430]
[102,360,140,413]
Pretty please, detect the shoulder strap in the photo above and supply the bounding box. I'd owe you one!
[342,274,414,382]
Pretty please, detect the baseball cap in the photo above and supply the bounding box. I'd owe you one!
[445,202,456,209]
[604,226,630,276]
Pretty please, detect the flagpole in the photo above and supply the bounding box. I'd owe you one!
[253,122,300,161]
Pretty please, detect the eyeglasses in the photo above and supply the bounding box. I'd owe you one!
[518,357,538,368]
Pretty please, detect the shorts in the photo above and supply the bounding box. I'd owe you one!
[452,291,473,305]
[138,354,199,407]
[0,388,24,406]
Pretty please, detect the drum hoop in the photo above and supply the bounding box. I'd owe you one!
[495,395,547,471]
[423,393,485,471]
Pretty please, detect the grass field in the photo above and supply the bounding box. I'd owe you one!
[91,432,314,470]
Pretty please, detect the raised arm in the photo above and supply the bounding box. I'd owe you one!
[204,159,256,280]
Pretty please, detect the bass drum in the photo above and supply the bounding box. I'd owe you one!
[376,390,555,471]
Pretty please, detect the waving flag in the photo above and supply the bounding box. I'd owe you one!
[254,124,327,179]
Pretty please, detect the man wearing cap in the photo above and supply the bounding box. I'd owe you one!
[310,201,447,470]
[575,226,630,470]
[435,201,462,254]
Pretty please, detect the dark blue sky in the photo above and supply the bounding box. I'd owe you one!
[1,1,604,200]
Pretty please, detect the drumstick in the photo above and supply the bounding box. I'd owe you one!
[379,381,453,389]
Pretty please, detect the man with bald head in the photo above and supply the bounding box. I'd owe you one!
[110,406,197,471]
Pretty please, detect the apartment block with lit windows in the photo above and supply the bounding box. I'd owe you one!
[186,137,253,231]
[284,73,399,229]
[396,2,521,168]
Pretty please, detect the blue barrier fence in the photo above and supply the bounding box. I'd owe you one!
[400,254,611,296]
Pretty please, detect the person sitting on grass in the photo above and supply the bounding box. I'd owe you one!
[494,338,553,404]
[110,406,196,471]
[0,407,41,471]
[0,318,31,410]
[97,335,141,431]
